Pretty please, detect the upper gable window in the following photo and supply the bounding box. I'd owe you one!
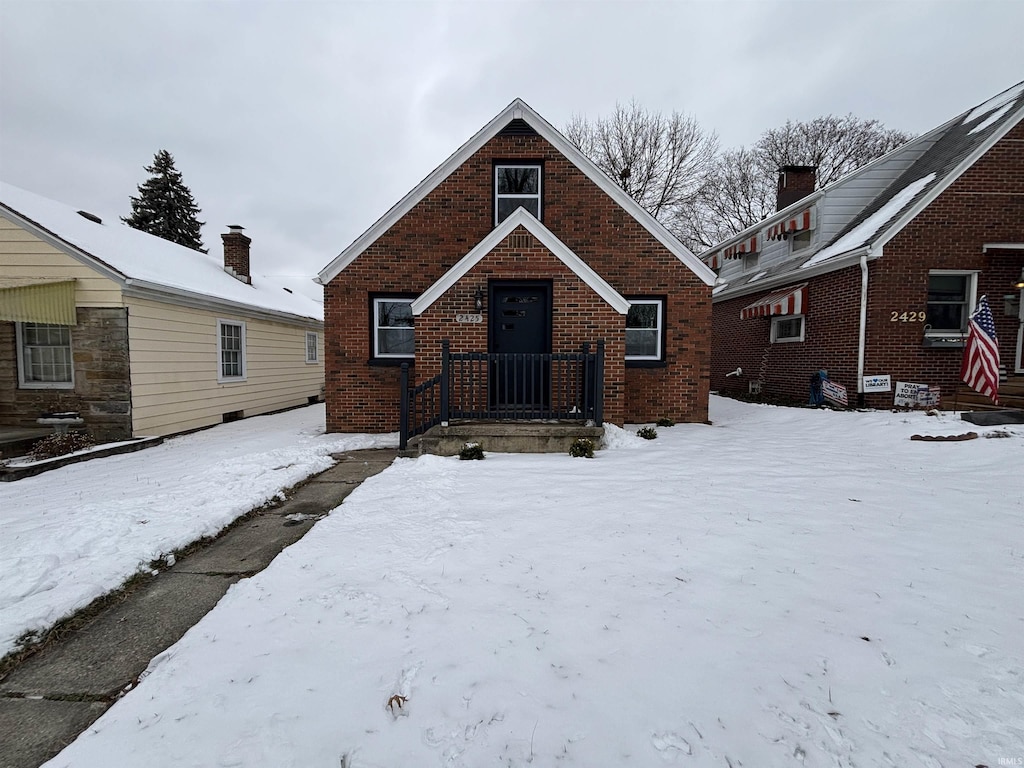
[495,164,541,224]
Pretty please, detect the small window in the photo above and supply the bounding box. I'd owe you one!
[742,252,759,271]
[771,315,805,343]
[373,298,414,359]
[926,271,977,334]
[495,164,541,224]
[305,331,319,364]
[626,299,663,360]
[790,230,812,252]
[17,323,74,388]
[218,320,246,381]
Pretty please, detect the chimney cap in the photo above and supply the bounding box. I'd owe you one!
[226,224,246,233]
[778,165,817,175]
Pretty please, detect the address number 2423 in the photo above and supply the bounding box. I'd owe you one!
[890,311,925,322]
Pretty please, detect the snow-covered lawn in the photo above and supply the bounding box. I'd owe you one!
[0,404,396,658]
[36,399,1024,765]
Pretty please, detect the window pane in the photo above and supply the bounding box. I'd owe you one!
[378,301,413,328]
[22,323,73,383]
[497,167,538,195]
[928,274,967,302]
[627,303,658,329]
[775,318,803,339]
[926,274,968,331]
[378,328,414,355]
[626,329,658,357]
[496,198,539,222]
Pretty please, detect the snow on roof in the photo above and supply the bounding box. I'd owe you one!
[961,81,1024,127]
[800,173,936,269]
[0,182,323,322]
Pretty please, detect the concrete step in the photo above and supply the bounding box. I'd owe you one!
[409,421,604,456]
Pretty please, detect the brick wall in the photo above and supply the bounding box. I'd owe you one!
[325,131,710,432]
[711,120,1024,407]
[0,307,132,441]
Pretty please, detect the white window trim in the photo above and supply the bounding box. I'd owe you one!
[924,269,979,337]
[625,299,663,361]
[305,331,319,364]
[789,229,813,254]
[495,164,542,224]
[217,319,247,382]
[770,314,805,344]
[16,322,75,389]
[373,297,415,359]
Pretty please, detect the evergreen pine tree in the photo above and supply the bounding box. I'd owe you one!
[122,150,207,252]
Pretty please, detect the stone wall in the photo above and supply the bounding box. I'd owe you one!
[0,307,132,441]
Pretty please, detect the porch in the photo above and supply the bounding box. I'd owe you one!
[955,371,1024,414]
[399,340,606,454]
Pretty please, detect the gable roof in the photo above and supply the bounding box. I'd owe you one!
[317,98,716,287]
[410,208,630,315]
[0,182,323,323]
[708,80,1024,300]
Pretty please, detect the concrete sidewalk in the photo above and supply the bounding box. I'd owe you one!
[0,448,397,768]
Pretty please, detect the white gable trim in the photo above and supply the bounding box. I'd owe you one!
[317,98,715,287]
[410,208,630,316]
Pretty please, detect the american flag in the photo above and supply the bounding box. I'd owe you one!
[960,294,1000,404]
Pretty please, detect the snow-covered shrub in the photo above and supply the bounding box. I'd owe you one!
[28,432,95,461]
[636,426,658,440]
[569,437,595,458]
[656,417,675,427]
[458,442,485,460]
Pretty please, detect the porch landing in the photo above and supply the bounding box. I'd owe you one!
[404,422,605,457]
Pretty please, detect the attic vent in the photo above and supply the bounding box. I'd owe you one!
[498,118,537,136]
[77,210,102,224]
[510,233,531,249]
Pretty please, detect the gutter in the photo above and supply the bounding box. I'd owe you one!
[856,247,873,406]
[712,245,873,303]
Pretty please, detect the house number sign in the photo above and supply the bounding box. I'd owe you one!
[456,313,483,324]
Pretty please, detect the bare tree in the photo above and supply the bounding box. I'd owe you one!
[565,101,718,231]
[679,114,915,252]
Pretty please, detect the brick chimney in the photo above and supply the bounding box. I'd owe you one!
[222,225,252,284]
[776,166,817,212]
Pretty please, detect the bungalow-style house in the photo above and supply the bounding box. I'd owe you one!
[0,182,324,449]
[704,80,1024,410]
[316,99,716,442]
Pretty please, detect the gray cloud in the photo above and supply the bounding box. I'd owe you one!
[2,0,1022,280]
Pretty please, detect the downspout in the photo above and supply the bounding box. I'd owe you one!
[856,248,872,407]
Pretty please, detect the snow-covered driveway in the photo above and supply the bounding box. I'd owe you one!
[43,398,1024,766]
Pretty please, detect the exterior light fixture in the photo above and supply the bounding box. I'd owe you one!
[474,286,483,312]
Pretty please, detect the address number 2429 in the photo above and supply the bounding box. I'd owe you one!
[890,311,925,322]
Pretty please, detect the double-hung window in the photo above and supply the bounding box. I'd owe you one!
[305,331,319,364]
[217,319,246,381]
[495,164,541,224]
[17,323,74,388]
[926,271,977,335]
[373,298,414,359]
[626,299,663,362]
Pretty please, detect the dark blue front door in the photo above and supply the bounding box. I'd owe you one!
[490,282,551,410]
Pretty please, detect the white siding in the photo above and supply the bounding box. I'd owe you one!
[126,297,324,436]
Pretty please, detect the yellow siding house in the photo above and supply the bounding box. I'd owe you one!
[0,182,324,445]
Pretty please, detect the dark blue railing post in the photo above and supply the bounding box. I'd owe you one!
[399,362,410,450]
[440,339,450,426]
[593,339,605,426]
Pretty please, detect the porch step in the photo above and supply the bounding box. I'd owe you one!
[407,422,605,457]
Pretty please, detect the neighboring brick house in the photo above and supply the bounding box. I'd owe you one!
[704,81,1024,409]
[0,182,324,448]
[316,99,716,434]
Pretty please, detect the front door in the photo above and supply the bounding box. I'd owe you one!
[490,282,551,410]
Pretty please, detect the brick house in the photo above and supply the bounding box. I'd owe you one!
[316,99,715,438]
[704,81,1024,410]
[0,182,324,452]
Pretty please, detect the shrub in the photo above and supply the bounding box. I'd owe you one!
[568,437,595,458]
[655,417,675,427]
[28,431,95,461]
[458,442,485,460]
[636,426,658,440]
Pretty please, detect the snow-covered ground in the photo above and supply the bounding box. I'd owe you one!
[0,404,396,658]
[34,397,1024,767]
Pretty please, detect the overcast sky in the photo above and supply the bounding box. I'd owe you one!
[2,0,1022,281]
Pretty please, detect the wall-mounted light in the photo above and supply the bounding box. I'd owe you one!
[473,286,483,312]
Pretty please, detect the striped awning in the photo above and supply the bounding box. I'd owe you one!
[766,208,816,240]
[723,234,760,260]
[704,251,722,270]
[0,279,77,325]
[740,283,807,320]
